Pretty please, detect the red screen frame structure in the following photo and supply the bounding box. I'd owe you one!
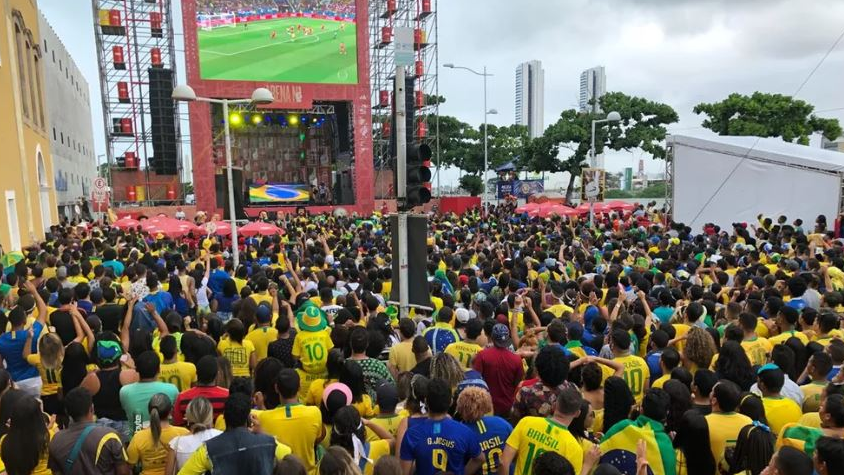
[181,0,374,215]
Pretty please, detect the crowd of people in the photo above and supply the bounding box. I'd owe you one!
[0,203,842,475]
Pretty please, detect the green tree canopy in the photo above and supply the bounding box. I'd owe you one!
[693,92,842,145]
[521,92,678,200]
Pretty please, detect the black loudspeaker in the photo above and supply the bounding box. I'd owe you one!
[215,169,247,219]
[333,171,354,205]
[390,214,432,309]
[335,102,351,153]
[148,68,178,175]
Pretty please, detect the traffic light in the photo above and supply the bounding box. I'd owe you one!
[403,143,432,209]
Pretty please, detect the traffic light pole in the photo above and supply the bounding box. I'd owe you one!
[395,66,410,320]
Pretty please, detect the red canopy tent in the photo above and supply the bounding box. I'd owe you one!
[515,202,540,213]
[112,217,140,230]
[606,200,637,211]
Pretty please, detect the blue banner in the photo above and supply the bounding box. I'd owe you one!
[497,180,544,199]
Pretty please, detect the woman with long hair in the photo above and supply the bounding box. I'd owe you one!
[217,319,256,377]
[394,374,429,458]
[568,400,599,453]
[683,327,717,374]
[253,357,284,410]
[674,411,715,475]
[0,394,51,475]
[715,341,756,391]
[126,393,189,474]
[340,360,376,417]
[165,397,222,474]
[60,341,91,394]
[168,275,191,317]
[663,380,692,436]
[602,376,635,434]
[738,393,769,426]
[330,406,394,475]
[729,423,774,475]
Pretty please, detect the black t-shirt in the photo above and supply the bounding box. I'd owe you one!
[411,357,431,378]
[49,310,75,346]
[94,303,125,334]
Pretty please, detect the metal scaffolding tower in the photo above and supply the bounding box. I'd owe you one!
[369,0,438,199]
[92,0,182,204]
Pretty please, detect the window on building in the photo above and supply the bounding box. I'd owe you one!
[33,53,45,129]
[51,50,54,62]
[13,22,30,119]
[60,132,63,144]
[52,128,56,141]
[43,39,46,51]
[25,40,39,128]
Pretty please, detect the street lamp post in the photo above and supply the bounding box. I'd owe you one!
[443,64,495,202]
[172,84,274,268]
[588,111,622,227]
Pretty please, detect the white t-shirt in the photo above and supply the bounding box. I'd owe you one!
[196,276,210,307]
[169,429,223,469]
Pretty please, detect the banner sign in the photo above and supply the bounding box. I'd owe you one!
[497,180,544,199]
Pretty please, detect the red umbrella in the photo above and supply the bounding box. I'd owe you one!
[112,217,140,230]
[143,217,200,238]
[239,221,284,237]
[575,203,592,214]
[606,200,636,211]
[515,202,539,213]
[202,220,232,236]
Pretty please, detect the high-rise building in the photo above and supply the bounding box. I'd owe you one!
[0,0,58,250]
[579,66,606,113]
[39,11,97,219]
[515,60,544,138]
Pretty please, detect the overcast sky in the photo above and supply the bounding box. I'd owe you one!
[38,0,844,188]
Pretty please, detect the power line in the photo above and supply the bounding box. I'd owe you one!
[687,27,844,225]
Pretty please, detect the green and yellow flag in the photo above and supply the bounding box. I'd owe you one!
[600,416,676,475]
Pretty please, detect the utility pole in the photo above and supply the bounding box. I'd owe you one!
[395,65,410,320]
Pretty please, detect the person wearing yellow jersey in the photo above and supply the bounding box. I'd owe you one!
[127,393,190,475]
[757,364,803,435]
[23,332,66,416]
[739,313,772,367]
[158,335,196,392]
[652,347,681,389]
[610,329,650,404]
[0,393,55,475]
[798,352,833,413]
[444,319,484,370]
[371,383,403,437]
[813,312,840,347]
[178,392,292,475]
[705,381,753,469]
[258,369,324,475]
[303,349,344,406]
[499,386,585,475]
[245,303,278,362]
[217,319,256,377]
[292,300,334,400]
[768,307,809,346]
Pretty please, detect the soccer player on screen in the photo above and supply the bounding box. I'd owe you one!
[271,30,277,40]
[339,42,347,55]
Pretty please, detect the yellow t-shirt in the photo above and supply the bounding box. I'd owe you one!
[25,354,61,396]
[179,438,291,474]
[741,337,772,367]
[292,329,334,375]
[370,413,403,437]
[505,417,583,475]
[353,394,377,418]
[250,292,273,306]
[768,330,809,346]
[444,341,483,370]
[651,374,670,389]
[217,338,255,377]
[258,404,323,475]
[762,396,803,436]
[304,378,338,406]
[362,439,391,475]
[673,324,690,353]
[798,412,821,428]
[126,425,190,475]
[546,303,574,318]
[801,382,827,413]
[233,277,248,294]
[388,340,416,373]
[158,361,196,392]
[245,326,279,362]
[614,354,650,404]
[705,412,752,467]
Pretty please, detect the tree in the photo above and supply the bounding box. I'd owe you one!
[522,92,678,201]
[437,115,482,173]
[694,92,842,145]
[458,175,484,197]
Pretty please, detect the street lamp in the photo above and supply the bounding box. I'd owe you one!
[444,63,494,202]
[587,111,621,227]
[172,84,275,268]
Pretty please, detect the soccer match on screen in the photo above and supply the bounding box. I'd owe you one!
[195,0,357,84]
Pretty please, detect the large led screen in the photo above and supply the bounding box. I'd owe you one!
[195,1,357,84]
[249,183,311,203]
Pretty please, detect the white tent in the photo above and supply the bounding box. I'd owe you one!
[669,133,844,230]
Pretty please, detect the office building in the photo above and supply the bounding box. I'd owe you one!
[0,0,58,250]
[579,66,606,113]
[515,60,544,138]
[39,11,97,219]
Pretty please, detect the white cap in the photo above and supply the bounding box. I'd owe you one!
[455,308,471,323]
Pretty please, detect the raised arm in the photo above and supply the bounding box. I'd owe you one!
[23,281,48,327]
[145,302,169,337]
[121,298,137,352]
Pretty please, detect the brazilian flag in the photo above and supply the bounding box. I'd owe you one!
[599,415,676,475]
[778,423,824,456]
